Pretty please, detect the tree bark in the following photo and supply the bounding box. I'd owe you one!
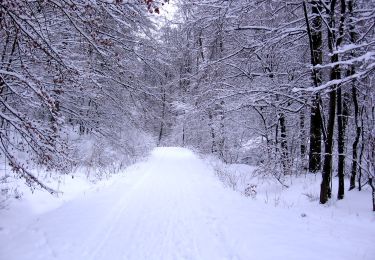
[369,178,375,211]
[208,110,216,154]
[337,87,345,199]
[304,1,323,173]
[336,0,347,200]
[279,112,289,174]
[350,87,361,190]
[320,0,339,204]
[347,0,360,191]
[158,88,166,146]
[300,109,307,169]
[320,89,336,203]
[217,101,225,160]
[358,107,365,191]
[309,96,322,173]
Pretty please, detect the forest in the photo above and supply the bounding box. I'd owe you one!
[0,0,374,259]
[1,0,373,207]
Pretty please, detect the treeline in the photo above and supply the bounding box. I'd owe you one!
[0,0,167,191]
[151,0,374,209]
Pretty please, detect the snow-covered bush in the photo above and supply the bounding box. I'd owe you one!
[66,126,155,180]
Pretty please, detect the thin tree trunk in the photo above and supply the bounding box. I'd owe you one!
[336,0,347,200]
[217,101,225,160]
[350,86,361,190]
[320,0,339,204]
[369,178,375,211]
[300,109,307,169]
[358,107,365,191]
[279,112,289,174]
[182,123,185,147]
[158,89,166,145]
[337,86,345,199]
[208,111,216,154]
[347,0,360,190]
[309,97,322,173]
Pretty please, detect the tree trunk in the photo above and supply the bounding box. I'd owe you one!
[304,1,323,173]
[358,107,365,191]
[300,109,307,169]
[320,89,336,203]
[369,178,375,211]
[349,92,362,190]
[320,0,339,204]
[350,87,361,190]
[347,0,360,191]
[208,111,216,154]
[337,86,346,199]
[158,89,166,146]
[217,101,225,160]
[279,112,289,174]
[182,123,185,147]
[309,96,322,173]
[336,0,347,200]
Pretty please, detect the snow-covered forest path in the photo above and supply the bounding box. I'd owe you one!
[1,147,373,260]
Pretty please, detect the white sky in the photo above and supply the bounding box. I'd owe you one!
[155,1,179,27]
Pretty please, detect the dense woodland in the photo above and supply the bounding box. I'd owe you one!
[0,0,374,209]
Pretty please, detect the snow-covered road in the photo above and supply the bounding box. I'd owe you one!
[1,147,374,260]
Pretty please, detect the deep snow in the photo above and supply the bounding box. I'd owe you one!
[1,147,374,260]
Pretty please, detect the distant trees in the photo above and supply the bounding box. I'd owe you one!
[155,0,374,209]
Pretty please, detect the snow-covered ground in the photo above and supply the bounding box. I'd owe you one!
[1,147,374,260]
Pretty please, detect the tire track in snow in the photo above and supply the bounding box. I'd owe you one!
[81,161,158,260]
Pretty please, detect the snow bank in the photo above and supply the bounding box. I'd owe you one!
[0,148,374,260]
